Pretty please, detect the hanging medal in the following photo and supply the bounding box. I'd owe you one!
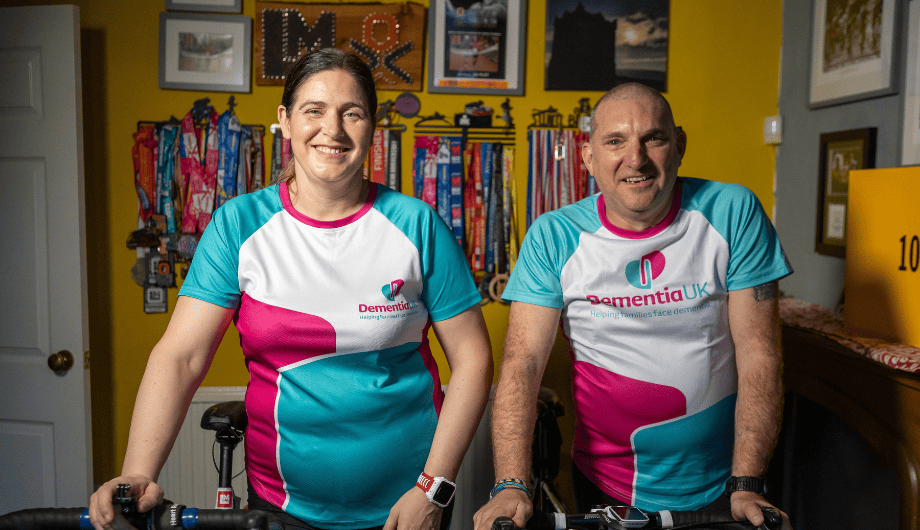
[180,105,219,233]
[215,109,242,209]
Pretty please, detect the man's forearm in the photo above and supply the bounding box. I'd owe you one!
[731,283,784,478]
[490,355,544,482]
[732,348,783,477]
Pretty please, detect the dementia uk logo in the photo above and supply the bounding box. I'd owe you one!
[382,279,404,301]
[625,251,665,289]
[586,250,711,312]
[359,279,418,319]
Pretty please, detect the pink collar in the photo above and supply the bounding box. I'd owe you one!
[280,180,377,228]
[597,179,682,239]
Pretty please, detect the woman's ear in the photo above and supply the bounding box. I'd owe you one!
[277,105,291,140]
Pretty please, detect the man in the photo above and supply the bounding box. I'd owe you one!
[474,83,793,529]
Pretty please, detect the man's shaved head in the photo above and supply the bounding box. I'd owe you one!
[589,82,677,137]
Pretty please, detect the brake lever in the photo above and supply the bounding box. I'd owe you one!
[758,507,783,530]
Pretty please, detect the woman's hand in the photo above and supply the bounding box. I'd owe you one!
[88,475,164,530]
[383,487,442,530]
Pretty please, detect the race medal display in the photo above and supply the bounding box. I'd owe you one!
[255,2,425,91]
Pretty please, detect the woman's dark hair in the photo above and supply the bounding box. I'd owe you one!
[281,48,377,124]
[273,48,377,185]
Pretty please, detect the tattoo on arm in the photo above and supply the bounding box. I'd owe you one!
[752,281,778,302]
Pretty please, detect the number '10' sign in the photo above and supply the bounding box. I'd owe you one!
[899,235,920,272]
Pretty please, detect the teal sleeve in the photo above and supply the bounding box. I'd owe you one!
[501,213,572,309]
[178,208,242,308]
[418,203,480,321]
[690,180,793,291]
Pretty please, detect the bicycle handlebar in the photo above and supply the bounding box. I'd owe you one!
[492,505,783,530]
[0,504,280,530]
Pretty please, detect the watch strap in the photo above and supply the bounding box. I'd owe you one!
[725,476,766,496]
[416,472,436,493]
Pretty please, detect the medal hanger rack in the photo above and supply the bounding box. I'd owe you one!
[413,98,516,150]
[527,97,593,133]
[131,96,268,314]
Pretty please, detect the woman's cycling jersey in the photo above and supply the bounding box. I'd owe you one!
[502,177,792,511]
[179,182,480,528]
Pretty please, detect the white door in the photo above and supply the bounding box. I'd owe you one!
[0,5,92,512]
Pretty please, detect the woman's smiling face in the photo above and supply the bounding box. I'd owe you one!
[278,68,374,188]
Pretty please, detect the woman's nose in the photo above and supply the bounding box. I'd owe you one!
[322,113,344,139]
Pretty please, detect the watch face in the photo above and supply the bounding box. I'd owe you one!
[431,481,455,505]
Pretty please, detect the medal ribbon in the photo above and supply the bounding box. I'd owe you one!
[180,106,220,233]
[215,109,242,209]
[156,124,179,233]
[132,124,158,223]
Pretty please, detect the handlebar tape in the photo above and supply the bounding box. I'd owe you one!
[0,508,87,530]
[194,509,277,530]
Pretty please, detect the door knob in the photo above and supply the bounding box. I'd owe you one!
[48,350,75,372]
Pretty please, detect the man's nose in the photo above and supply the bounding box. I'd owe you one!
[624,141,648,168]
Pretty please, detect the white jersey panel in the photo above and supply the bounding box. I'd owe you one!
[560,209,737,415]
[238,207,428,355]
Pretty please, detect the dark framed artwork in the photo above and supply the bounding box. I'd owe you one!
[815,128,877,258]
[158,12,251,92]
[903,0,920,165]
[427,0,526,95]
[544,0,668,91]
[808,0,899,109]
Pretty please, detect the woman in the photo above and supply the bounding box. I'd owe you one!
[89,49,493,530]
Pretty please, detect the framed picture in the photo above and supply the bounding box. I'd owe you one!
[903,0,920,166]
[544,0,668,92]
[427,0,526,95]
[159,12,251,92]
[165,0,242,13]
[815,128,877,257]
[808,0,899,109]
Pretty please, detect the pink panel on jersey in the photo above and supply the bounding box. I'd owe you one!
[416,320,444,415]
[234,293,337,507]
[570,358,686,502]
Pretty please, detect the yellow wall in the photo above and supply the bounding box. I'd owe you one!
[5,0,782,491]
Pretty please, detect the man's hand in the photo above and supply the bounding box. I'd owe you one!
[88,475,164,530]
[730,491,793,530]
[473,488,532,530]
[383,487,442,530]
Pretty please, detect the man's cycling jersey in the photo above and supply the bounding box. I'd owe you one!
[180,182,480,528]
[502,177,792,511]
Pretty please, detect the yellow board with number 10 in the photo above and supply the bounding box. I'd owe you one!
[844,167,920,348]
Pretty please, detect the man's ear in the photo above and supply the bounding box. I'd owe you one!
[675,126,687,160]
[277,105,291,140]
[581,140,596,175]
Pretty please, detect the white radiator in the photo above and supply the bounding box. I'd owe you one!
[157,385,495,529]
[157,386,248,509]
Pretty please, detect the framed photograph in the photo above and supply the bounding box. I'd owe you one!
[159,12,251,92]
[427,0,526,95]
[545,0,668,92]
[903,0,920,166]
[165,0,242,13]
[808,0,899,109]
[815,128,877,257]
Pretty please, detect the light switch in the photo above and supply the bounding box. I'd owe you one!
[764,115,782,145]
